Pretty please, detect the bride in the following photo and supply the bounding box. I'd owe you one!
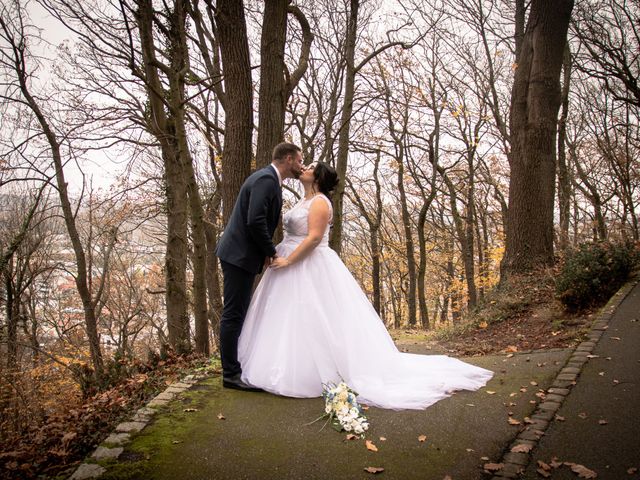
[238,162,493,410]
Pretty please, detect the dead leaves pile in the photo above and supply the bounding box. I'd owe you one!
[0,353,212,479]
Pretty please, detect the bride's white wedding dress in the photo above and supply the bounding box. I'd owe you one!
[238,194,493,410]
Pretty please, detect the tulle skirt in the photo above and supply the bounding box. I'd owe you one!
[238,236,493,410]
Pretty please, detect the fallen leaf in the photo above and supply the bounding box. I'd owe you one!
[364,466,384,474]
[418,435,427,442]
[217,413,225,420]
[366,440,378,452]
[538,460,551,471]
[172,440,182,444]
[346,434,358,440]
[598,419,608,425]
[613,379,620,384]
[183,408,198,412]
[578,412,588,419]
[628,467,638,474]
[483,462,504,472]
[486,390,496,395]
[466,403,476,407]
[511,444,532,453]
[537,468,552,478]
[550,457,563,468]
[361,405,370,410]
[509,393,518,397]
[505,345,518,353]
[506,353,514,358]
[479,321,488,329]
[598,372,605,376]
[555,415,566,421]
[481,456,490,461]
[508,418,521,425]
[524,417,534,424]
[611,336,621,340]
[530,381,538,386]
[520,387,528,393]
[466,448,475,452]
[586,354,599,359]
[570,463,598,478]
[379,437,387,441]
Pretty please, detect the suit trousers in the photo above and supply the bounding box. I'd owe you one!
[219,260,256,377]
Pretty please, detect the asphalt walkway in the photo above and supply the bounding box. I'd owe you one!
[520,280,640,479]
[76,277,640,480]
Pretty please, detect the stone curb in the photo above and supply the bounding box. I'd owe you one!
[489,275,639,480]
[68,373,208,479]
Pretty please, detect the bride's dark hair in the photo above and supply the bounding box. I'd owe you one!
[313,163,339,199]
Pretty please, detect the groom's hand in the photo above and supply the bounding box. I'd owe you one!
[270,257,290,269]
[264,255,278,269]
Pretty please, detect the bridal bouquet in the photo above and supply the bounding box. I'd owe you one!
[321,382,369,436]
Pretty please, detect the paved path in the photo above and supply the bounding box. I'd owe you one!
[520,280,640,480]
[74,277,639,480]
[94,351,569,480]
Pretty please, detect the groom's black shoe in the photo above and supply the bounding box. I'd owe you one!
[222,374,263,392]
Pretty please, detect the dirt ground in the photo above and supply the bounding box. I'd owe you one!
[391,274,594,357]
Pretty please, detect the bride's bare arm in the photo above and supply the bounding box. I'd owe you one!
[271,198,330,269]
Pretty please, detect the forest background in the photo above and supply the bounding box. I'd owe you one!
[0,0,638,477]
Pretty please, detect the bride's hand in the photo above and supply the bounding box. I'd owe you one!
[270,257,291,269]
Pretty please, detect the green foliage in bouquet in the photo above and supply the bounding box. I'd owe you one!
[556,241,639,311]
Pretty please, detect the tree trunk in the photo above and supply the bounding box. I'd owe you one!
[167,0,209,355]
[15,60,105,379]
[137,0,191,354]
[416,203,430,329]
[216,0,254,224]
[557,44,572,253]
[255,0,288,169]
[502,0,574,277]
[396,156,417,327]
[464,155,478,309]
[330,0,358,255]
[4,260,17,370]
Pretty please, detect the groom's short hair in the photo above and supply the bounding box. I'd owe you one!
[272,142,301,163]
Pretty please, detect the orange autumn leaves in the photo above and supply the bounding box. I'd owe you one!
[362,434,429,475]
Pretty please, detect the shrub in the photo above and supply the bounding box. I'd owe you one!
[556,241,639,311]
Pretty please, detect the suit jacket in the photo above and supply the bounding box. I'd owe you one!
[215,166,282,274]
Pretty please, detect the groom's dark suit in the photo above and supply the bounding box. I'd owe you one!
[215,166,282,379]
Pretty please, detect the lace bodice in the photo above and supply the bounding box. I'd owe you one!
[282,194,333,246]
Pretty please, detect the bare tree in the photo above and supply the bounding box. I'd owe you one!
[502,0,574,276]
[0,2,106,378]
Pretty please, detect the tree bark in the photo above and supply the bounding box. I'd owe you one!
[502,0,574,277]
[255,0,288,169]
[557,44,572,253]
[137,0,190,354]
[216,0,254,224]
[166,0,209,355]
[330,0,358,255]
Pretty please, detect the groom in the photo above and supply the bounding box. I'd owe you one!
[216,142,303,391]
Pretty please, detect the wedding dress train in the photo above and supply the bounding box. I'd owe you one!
[238,195,493,410]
